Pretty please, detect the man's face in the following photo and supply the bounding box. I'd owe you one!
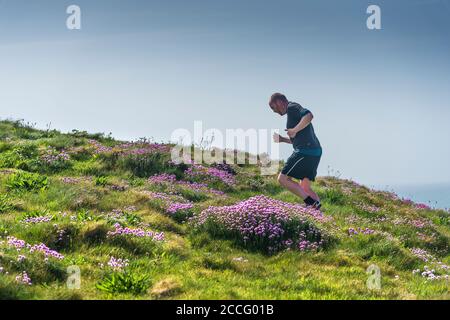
[269,100,286,116]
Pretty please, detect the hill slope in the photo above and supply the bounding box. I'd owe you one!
[0,119,449,300]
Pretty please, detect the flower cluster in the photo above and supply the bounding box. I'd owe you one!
[413,266,449,281]
[29,243,64,260]
[117,141,170,156]
[60,177,84,184]
[142,191,194,216]
[105,206,137,219]
[211,163,235,175]
[22,215,52,224]
[354,202,380,213]
[148,173,177,184]
[410,248,435,262]
[347,227,375,236]
[88,139,170,156]
[401,198,432,210]
[41,147,70,165]
[193,195,330,252]
[108,183,128,191]
[6,236,64,260]
[296,229,323,251]
[6,236,26,249]
[88,139,113,154]
[341,187,353,196]
[409,247,450,280]
[15,271,32,285]
[107,223,165,241]
[107,256,129,271]
[415,203,431,210]
[392,217,432,229]
[185,164,235,186]
[167,202,194,214]
[409,219,431,229]
[147,173,225,196]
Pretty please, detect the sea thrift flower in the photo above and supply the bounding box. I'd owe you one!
[148,174,225,196]
[362,228,375,235]
[22,216,53,224]
[41,147,70,164]
[185,164,236,186]
[16,271,32,285]
[7,236,26,250]
[193,195,330,252]
[148,173,177,184]
[355,202,380,213]
[409,219,430,229]
[166,202,194,214]
[409,247,449,280]
[88,139,113,154]
[410,248,435,263]
[29,243,64,260]
[107,256,129,271]
[89,139,170,156]
[6,236,64,260]
[61,177,83,184]
[416,266,449,281]
[117,141,170,156]
[107,223,165,241]
[348,227,375,236]
[142,191,194,216]
[416,203,431,210]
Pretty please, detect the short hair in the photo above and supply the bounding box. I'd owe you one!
[269,93,288,105]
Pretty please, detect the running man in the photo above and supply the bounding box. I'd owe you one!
[269,93,322,208]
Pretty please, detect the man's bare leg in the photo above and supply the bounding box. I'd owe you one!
[300,178,320,202]
[277,174,309,199]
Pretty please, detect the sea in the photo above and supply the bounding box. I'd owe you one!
[375,183,450,211]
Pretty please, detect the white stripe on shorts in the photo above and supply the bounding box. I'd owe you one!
[285,157,304,176]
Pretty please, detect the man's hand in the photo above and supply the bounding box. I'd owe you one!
[273,133,293,144]
[273,132,282,143]
[285,128,298,139]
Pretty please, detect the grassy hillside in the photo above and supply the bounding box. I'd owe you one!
[0,119,448,300]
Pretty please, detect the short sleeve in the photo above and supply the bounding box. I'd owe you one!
[300,108,311,118]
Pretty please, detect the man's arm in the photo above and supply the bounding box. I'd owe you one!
[286,112,314,138]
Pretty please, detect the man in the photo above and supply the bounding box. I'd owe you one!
[269,93,322,208]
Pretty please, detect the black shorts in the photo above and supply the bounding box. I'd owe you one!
[281,152,321,181]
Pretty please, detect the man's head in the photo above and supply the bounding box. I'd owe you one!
[269,93,289,115]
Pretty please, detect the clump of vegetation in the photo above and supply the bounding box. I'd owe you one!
[192,195,331,253]
[0,194,13,213]
[96,271,151,294]
[6,171,48,192]
[94,176,109,187]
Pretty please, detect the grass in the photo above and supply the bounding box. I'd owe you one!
[0,118,449,300]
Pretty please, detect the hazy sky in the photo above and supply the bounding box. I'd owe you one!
[1,0,449,186]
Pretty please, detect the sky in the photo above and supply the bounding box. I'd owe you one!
[0,0,449,188]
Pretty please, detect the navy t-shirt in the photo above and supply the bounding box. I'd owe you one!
[286,102,322,156]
